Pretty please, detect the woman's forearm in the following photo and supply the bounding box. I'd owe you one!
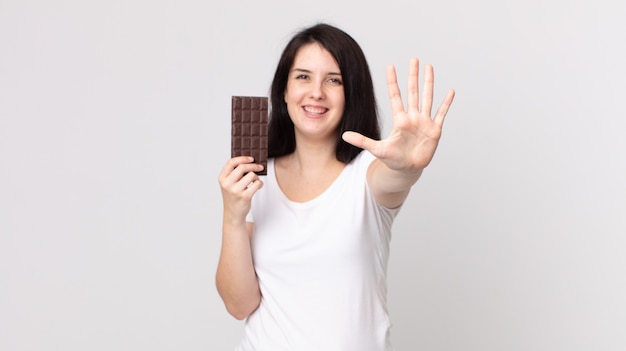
[216,220,261,320]
[367,159,424,209]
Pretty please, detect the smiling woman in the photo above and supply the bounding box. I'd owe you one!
[284,42,346,144]
[216,23,454,351]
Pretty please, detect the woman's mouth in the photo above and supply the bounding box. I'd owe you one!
[303,106,328,115]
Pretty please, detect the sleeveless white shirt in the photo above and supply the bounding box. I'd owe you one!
[236,151,400,351]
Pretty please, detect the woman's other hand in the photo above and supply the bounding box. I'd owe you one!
[342,58,455,173]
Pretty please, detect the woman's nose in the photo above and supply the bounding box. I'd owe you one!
[309,81,325,100]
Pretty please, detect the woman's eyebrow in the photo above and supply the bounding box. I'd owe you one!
[291,68,342,76]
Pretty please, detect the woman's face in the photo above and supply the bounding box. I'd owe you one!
[284,42,345,143]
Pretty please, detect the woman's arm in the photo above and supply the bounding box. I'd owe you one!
[216,220,260,320]
[365,159,423,209]
[343,58,455,208]
[216,157,264,320]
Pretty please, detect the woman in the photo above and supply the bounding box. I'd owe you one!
[217,23,455,351]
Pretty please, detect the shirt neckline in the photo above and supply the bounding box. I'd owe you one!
[268,157,354,209]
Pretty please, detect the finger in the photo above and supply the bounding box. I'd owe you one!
[433,89,456,126]
[236,171,262,193]
[386,65,405,116]
[243,177,264,195]
[224,169,261,194]
[342,131,379,153]
[220,159,263,187]
[421,64,434,116]
[232,163,264,183]
[218,156,253,180]
[407,57,419,114]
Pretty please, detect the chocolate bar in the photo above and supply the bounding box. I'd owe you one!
[231,96,268,175]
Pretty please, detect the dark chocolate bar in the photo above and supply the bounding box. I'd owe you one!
[231,96,268,175]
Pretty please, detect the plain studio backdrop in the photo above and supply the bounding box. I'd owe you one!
[1,0,625,350]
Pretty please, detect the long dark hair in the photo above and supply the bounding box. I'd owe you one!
[267,23,380,163]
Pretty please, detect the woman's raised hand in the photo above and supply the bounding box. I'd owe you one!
[342,58,455,173]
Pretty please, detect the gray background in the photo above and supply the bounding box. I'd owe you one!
[1,0,625,350]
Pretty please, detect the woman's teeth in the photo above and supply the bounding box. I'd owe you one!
[304,106,327,114]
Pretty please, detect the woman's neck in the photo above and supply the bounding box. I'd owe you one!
[282,138,341,174]
[274,139,346,203]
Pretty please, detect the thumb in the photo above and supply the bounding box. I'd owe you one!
[342,131,378,152]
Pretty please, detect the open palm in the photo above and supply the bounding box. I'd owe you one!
[343,58,455,172]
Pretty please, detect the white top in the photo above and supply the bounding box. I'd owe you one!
[236,151,401,351]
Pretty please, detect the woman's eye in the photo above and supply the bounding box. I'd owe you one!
[295,74,309,80]
[328,78,343,85]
